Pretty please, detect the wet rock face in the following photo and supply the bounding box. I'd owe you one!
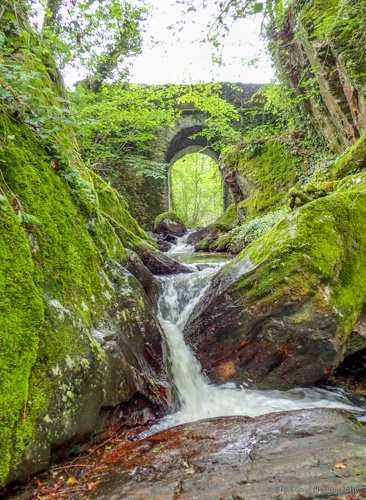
[184,271,341,390]
[93,268,170,411]
[184,193,366,390]
[88,409,366,499]
[125,249,160,304]
[155,220,186,239]
[146,231,173,253]
[154,212,187,239]
[139,247,192,275]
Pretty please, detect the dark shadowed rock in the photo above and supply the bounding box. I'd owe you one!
[187,227,212,246]
[154,211,186,239]
[147,231,173,252]
[139,247,192,275]
[87,409,366,499]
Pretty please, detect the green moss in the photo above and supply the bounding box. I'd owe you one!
[92,172,156,250]
[230,191,366,340]
[195,139,300,254]
[0,111,114,482]
[330,131,366,180]
[336,172,366,193]
[195,236,215,251]
[214,208,288,254]
[0,92,156,486]
[236,140,300,217]
[0,211,44,485]
[154,211,185,228]
[211,203,238,229]
[300,0,366,89]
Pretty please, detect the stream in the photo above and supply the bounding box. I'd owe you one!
[7,234,365,499]
[151,233,363,433]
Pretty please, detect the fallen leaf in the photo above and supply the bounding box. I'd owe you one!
[335,463,347,469]
[87,480,101,491]
[185,468,195,476]
[183,461,189,469]
[66,477,78,485]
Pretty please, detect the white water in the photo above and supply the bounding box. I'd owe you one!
[154,236,363,431]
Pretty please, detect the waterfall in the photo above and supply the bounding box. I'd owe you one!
[153,237,362,432]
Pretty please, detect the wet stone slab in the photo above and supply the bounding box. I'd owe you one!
[88,408,366,499]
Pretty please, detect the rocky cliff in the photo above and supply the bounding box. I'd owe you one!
[0,12,172,487]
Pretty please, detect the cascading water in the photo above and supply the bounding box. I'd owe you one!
[154,236,363,431]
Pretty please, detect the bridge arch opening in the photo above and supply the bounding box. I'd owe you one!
[169,151,225,227]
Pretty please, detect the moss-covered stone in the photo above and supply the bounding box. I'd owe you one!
[0,24,169,486]
[153,211,186,240]
[234,140,300,217]
[91,172,157,250]
[184,187,366,390]
[213,208,288,254]
[336,171,366,193]
[211,203,238,229]
[240,193,366,329]
[154,211,185,228]
[330,131,366,180]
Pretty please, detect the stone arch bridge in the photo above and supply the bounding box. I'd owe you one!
[121,83,262,227]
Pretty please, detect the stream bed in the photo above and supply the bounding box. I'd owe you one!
[85,237,366,498]
[151,235,364,433]
[6,235,366,499]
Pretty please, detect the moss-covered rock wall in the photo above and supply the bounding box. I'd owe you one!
[273,0,366,152]
[0,13,170,487]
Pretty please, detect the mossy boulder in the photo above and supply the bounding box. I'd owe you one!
[0,111,171,486]
[330,131,366,180]
[212,203,239,229]
[154,211,186,238]
[213,209,288,254]
[184,190,366,390]
[188,204,239,251]
[0,22,173,485]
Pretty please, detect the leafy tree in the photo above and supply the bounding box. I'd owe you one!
[73,83,181,170]
[40,0,147,90]
[177,84,241,147]
[170,153,224,227]
[73,82,240,173]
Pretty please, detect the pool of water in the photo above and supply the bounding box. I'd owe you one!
[173,251,233,265]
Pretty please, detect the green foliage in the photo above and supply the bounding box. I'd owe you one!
[74,82,241,173]
[241,82,318,142]
[41,0,147,89]
[176,84,241,149]
[215,208,287,253]
[73,83,180,167]
[170,153,224,227]
[124,156,168,181]
[0,26,75,165]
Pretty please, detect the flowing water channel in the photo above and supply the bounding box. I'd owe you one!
[152,233,364,432]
